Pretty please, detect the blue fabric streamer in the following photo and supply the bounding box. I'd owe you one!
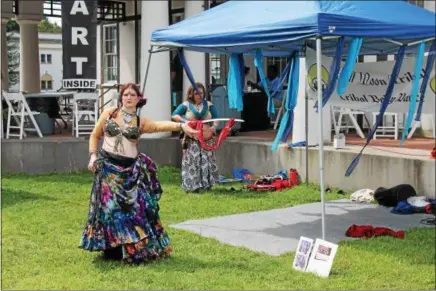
[271,58,292,97]
[177,49,199,94]
[254,50,275,116]
[345,46,406,177]
[315,37,345,111]
[415,40,436,122]
[337,37,363,96]
[227,54,244,111]
[271,53,300,151]
[401,41,426,145]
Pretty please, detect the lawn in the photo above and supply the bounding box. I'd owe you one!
[2,167,435,290]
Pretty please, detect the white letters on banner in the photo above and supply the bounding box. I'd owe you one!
[305,48,436,113]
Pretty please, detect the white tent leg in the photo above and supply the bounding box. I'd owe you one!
[316,37,326,241]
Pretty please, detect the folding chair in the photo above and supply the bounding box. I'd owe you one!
[272,95,286,131]
[372,112,401,140]
[72,92,99,137]
[2,91,43,139]
[331,106,368,138]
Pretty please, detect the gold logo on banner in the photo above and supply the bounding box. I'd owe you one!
[430,75,436,94]
[307,63,329,92]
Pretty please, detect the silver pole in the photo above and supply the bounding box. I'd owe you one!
[141,45,154,96]
[316,36,326,240]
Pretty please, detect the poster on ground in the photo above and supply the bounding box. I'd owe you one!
[305,238,338,278]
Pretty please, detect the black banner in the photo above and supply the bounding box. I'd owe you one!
[61,0,97,89]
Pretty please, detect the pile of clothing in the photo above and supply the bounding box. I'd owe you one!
[373,184,436,224]
[230,168,301,192]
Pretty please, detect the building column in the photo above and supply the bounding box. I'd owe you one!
[182,1,206,94]
[139,0,172,138]
[1,19,9,91]
[119,1,136,84]
[292,57,332,145]
[17,20,41,93]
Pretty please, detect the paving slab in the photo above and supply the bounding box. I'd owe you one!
[170,199,433,256]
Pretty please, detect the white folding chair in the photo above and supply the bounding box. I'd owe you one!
[272,94,286,131]
[72,92,99,137]
[331,106,367,139]
[2,91,43,139]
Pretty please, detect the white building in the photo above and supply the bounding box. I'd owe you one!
[1,0,434,138]
[7,32,62,92]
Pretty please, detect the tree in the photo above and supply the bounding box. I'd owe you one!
[6,20,19,86]
[38,18,62,33]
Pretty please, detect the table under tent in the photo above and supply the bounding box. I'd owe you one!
[145,0,436,240]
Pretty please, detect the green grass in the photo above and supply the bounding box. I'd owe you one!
[1,168,434,290]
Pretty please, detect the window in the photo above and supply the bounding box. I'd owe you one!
[41,53,52,64]
[377,55,388,62]
[40,72,53,91]
[358,55,364,63]
[103,24,118,82]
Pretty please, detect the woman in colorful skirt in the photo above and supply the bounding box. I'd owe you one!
[171,82,220,193]
[80,83,198,264]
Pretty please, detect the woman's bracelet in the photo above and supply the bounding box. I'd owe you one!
[89,151,97,157]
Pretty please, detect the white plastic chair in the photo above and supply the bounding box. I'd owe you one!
[72,92,99,137]
[372,112,401,140]
[2,91,43,139]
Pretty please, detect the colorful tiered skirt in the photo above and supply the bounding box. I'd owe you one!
[79,150,171,264]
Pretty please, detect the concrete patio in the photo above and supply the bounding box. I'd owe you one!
[170,199,434,256]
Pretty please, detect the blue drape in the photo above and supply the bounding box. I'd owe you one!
[254,50,275,116]
[227,54,245,111]
[345,45,406,177]
[415,40,436,122]
[177,49,199,94]
[337,37,363,96]
[271,53,300,151]
[400,41,426,145]
[315,37,345,111]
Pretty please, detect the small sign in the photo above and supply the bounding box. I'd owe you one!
[292,236,314,272]
[61,0,97,90]
[62,79,97,90]
[305,239,338,278]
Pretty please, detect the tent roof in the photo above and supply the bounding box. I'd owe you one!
[151,0,436,56]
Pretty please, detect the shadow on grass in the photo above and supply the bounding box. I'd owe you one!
[90,251,256,273]
[1,188,56,209]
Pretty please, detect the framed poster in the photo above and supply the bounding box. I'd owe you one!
[305,239,338,277]
[292,236,314,272]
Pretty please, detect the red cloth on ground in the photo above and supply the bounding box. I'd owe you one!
[345,224,405,239]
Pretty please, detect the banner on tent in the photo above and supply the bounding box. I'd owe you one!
[305,48,435,113]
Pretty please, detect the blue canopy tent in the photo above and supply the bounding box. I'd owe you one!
[146,0,436,240]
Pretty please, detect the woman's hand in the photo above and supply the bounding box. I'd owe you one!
[181,123,199,137]
[209,125,217,135]
[88,154,97,172]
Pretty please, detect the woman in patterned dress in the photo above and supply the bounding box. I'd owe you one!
[80,83,198,264]
[171,83,220,193]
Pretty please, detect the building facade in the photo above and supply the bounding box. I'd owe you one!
[1,0,435,138]
[7,32,62,92]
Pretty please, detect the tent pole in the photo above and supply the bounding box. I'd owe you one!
[316,36,326,241]
[305,91,309,186]
[141,45,155,96]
